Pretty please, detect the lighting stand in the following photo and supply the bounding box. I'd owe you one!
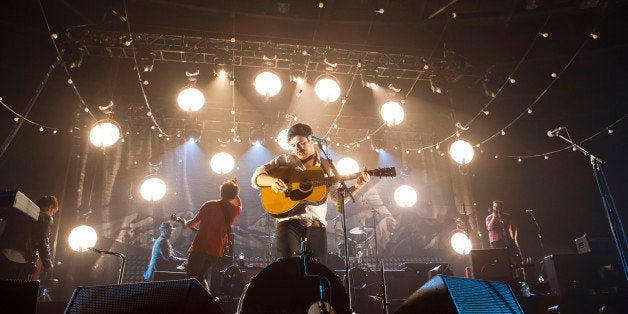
[553,130,628,282]
[89,247,126,284]
[372,209,389,314]
[315,141,357,313]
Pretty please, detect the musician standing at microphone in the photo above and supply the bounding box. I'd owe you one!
[251,123,370,265]
[486,200,518,249]
[183,179,242,290]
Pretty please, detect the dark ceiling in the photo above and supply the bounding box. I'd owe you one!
[0,0,627,254]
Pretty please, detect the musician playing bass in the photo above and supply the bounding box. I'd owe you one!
[251,123,370,265]
[183,179,242,291]
[143,221,186,281]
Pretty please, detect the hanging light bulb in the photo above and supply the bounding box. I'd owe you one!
[210,152,235,174]
[449,140,474,165]
[394,185,417,208]
[177,87,205,112]
[380,101,404,126]
[314,75,341,102]
[254,71,282,97]
[336,157,359,176]
[276,128,291,150]
[89,119,121,148]
[140,177,167,201]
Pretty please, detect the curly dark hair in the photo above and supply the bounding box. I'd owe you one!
[220,180,240,200]
[36,195,59,213]
[287,123,312,141]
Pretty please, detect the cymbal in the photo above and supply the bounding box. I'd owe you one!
[349,226,373,235]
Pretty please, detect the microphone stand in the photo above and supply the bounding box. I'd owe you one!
[315,140,357,313]
[372,209,389,314]
[89,247,126,284]
[552,130,628,282]
[527,211,545,255]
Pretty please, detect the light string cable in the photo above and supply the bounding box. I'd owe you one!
[401,11,458,153]
[498,114,626,160]
[339,9,458,150]
[321,57,362,140]
[36,0,97,121]
[405,14,551,154]
[462,15,551,129]
[479,23,600,146]
[122,0,169,137]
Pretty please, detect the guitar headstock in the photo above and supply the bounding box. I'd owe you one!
[369,167,396,178]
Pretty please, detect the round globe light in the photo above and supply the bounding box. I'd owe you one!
[336,157,359,176]
[450,231,472,255]
[140,177,167,201]
[177,87,205,112]
[68,225,98,252]
[314,77,341,102]
[380,101,404,126]
[449,140,474,165]
[89,119,121,148]
[254,71,282,97]
[210,152,235,174]
[276,129,291,151]
[394,185,417,208]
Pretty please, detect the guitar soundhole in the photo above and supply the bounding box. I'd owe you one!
[289,181,313,201]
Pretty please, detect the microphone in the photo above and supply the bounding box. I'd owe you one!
[525,209,534,213]
[308,135,326,142]
[547,127,564,137]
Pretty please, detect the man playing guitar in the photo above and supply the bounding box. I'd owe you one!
[251,123,370,265]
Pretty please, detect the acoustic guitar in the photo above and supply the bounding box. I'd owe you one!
[170,214,234,257]
[260,166,396,217]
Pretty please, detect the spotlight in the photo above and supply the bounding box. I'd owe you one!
[289,63,306,84]
[360,67,379,88]
[177,87,205,112]
[449,140,474,165]
[249,128,265,146]
[137,48,156,72]
[184,122,202,142]
[62,46,85,69]
[261,43,277,62]
[394,185,417,208]
[68,225,98,252]
[210,152,235,174]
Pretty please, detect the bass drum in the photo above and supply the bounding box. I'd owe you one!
[237,257,350,314]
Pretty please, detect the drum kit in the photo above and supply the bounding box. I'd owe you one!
[335,226,375,267]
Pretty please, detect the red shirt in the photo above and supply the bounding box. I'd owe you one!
[485,212,513,244]
[188,200,241,257]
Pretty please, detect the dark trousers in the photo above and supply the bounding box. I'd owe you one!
[186,251,218,291]
[276,219,327,265]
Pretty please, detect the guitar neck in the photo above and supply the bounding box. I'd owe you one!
[309,169,391,187]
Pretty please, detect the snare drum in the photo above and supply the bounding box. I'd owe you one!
[237,257,350,314]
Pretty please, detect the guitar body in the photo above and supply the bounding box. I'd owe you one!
[260,166,328,218]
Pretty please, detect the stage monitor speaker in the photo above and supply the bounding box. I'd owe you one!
[396,275,523,314]
[65,279,223,314]
[469,248,512,282]
[0,279,39,314]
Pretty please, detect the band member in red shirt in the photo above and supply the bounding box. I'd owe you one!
[184,180,242,290]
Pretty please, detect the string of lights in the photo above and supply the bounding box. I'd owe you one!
[330,11,457,150]
[122,0,169,138]
[479,31,598,145]
[36,0,97,121]
[462,15,551,129]
[495,114,625,162]
[321,64,361,139]
[0,98,59,134]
